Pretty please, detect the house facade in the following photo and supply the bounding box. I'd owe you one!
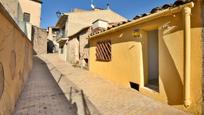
[18,0,42,27]
[0,0,23,22]
[88,0,203,114]
[55,8,126,65]
[0,0,42,40]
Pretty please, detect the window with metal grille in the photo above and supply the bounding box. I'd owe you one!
[23,12,30,22]
[96,40,111,61]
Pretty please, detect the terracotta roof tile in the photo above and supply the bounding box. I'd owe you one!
[150,7,162,13]
[162,4,172,9]
[89,0,193,37]
[173,0,192,7]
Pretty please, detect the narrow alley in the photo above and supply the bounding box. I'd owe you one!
[13,57,77,115]
[0,0,203,114]
[12,54,190,115]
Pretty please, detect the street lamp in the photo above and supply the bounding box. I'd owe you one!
[56,11,62,18]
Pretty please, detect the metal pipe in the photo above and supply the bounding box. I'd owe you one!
[183,6,193,107]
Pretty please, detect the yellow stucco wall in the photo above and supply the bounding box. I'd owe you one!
[0,5,33,115]
[18,0,41,27]
[89,1,202,114]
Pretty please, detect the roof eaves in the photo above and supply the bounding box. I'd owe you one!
[55,15,68,28]
[31,0,43,4]
[56,38,68,43]
[92,19,109,24]
[88,0,194,39]
[68,26,90,38]
[88,1,194,39]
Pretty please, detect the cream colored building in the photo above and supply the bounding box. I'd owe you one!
[55,8,126,64]
[0,0,23,22]
[88,0,203,114]
[0,0,42,40]
[18,0,42,27]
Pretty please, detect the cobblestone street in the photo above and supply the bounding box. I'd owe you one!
[13,57,78,115]
[39,54,190,115]
[12,54,191,115]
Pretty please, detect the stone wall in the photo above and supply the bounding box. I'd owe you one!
[67,38,79,63]
[79,28,90,60]
[32,26,47,55]
[0,3,33,114]
[66,28,90,65]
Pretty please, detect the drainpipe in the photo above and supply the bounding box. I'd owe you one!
[183,6,193,107]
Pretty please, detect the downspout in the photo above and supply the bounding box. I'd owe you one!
[183,4,194,107]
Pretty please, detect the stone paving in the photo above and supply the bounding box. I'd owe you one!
[41,54,190,115]
[13,57,78,115]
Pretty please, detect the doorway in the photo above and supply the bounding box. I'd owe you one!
[145,30,159,92]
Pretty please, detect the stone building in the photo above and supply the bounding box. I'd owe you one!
[67,27,91,67]
[65,19,118,67]
[88,0,203,114]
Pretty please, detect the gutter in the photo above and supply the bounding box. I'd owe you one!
[183,4,194,107]
[88,2,194,39]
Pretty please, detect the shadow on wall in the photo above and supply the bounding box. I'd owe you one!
[92,24,184,105]
[160,33,183,105]
[33,49,37,55]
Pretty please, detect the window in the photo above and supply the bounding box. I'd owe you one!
[23,12,30,22]
[96,40,111,61]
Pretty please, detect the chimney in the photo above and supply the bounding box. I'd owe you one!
[47,27,53,40]
[91,0,95,9]
[92,19,109,32]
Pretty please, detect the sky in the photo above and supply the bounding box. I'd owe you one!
[41,0,176,29]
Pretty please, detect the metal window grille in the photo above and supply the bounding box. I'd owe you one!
[96,40,111,61]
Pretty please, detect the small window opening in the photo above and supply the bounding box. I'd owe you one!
[23,12,30,23]
[129,82,139,91]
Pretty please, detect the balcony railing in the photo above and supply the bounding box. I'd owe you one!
[55,30,66,41]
